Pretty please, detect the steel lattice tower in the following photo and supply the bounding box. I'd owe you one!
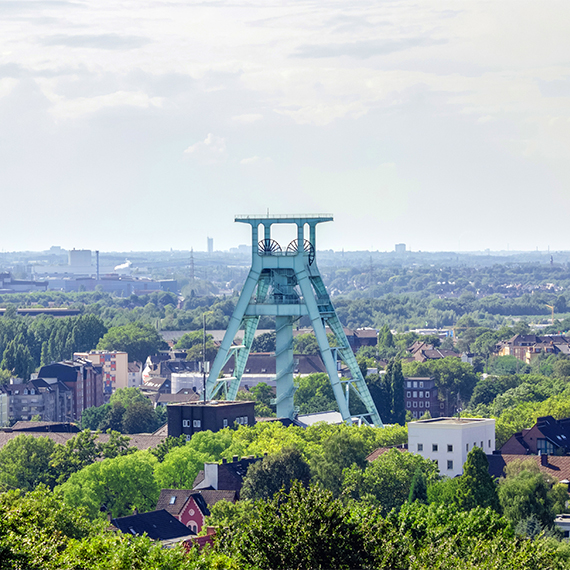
[206,215,383,427]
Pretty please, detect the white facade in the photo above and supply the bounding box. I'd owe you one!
[408,417,495,477]
[171,372,204,394]
[0,393,8,426]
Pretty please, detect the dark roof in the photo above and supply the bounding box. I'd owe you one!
[6,421,80,433]
[0,431,165,451]
[197,489,237,506]
[221,353,326,375]
[535,416,570,451]
[156,490,210,517]
[487,453,570,482]
[112,509,194,541]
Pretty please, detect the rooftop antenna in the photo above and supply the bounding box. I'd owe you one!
[205,214,382,426]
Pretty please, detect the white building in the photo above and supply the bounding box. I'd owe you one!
[408,417,495,477]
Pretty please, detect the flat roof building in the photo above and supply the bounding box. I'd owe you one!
[408,417,495,477]
[167,401,255,440]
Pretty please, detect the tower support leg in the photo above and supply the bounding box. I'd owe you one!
[275,316,295,419]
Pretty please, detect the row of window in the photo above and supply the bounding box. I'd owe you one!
[429,460,454,470]
[418,440,493,453]
[407,401,430,409]
[406,381,427,388]
[183,416,250,430]
[182,419,202,428]
[406,391,430,398]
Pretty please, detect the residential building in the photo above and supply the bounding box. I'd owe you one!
[2,378,73,422]
[167,401,255,439]
[555,514,570,539]
[156,490,211,534]
[38,360,103,419]
[74,351,128,394]
[497,334,570,364]
[407,341,459,362]
[193,455,261,498]
[220,353,328,390]
[0,393,7,426]
[500,416,570,455]
[487,452,570,484]
[112,510,194,543]
[128,362,142,388]
[404,377,441,419]
[408,417,496,477]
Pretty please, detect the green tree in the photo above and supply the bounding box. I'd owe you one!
[49,429,132,485]
[218,482,367,570]
[60,451,159,519]
[0,435,56,491]
[454,447,501,512]
[96,323,167,363]
[80,403,110,430]
[311,429,367,496]
[98,401,126,432]
[153,445,213,490]
[122,399,158,434]
[408,466,428,504]
[293,333,320,355]
[366,373,393,424]
[498,459,563,529]
[342,448,438,515]
[391,359,405,425]
[241,447,311,501]
[294,373,338,414]
[251,332,276,353]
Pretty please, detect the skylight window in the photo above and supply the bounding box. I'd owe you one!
[169,496,176,504]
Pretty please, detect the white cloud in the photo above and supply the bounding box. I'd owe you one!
[184,133,227,162]
[240,156,273,165]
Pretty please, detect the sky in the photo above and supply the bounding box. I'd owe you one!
[1,0,570,253]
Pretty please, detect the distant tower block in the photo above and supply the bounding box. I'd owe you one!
[207,237,213,254]
[206,215,383,426]
[395,243,406,254]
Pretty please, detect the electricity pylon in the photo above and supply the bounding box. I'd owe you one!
[206,215,383,427]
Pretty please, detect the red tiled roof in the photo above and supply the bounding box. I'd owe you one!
[366,446,407,461]
[487,454,570,481]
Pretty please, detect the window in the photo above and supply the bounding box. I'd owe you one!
[417,443,423,451]
[419,382,424,388]
[407,381,412,388]
[193,420,201,428]
[169,496,176,505]
[413,401,417,408]
[223,419,228,428]
[412,391,417,398]
[425,401,430,408]
[412,411,418,418]
[182,420,190,427]
[432,444,438,452]
[447,460,453,470]
[488,439,491,448]
[407,391,411,398]
[413,381,418,388]
[425,391,430,398]
[466,443,469,452]
[185,435,192,441]
[434,460,439,468]
[244,416,248,425]
[537,438,555,455]
[447,444,453,452]
[480,441,483,448]
[419,401,424,408]
[406,402,411,408]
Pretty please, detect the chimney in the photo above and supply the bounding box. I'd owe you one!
[232,455,238,462]
[222,458,227,464]
[206,526,216,536]
[541,453,548,466]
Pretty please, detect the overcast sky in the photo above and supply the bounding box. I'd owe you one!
[1,0,569,253]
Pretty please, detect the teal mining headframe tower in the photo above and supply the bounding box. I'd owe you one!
[206,214,383,427]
